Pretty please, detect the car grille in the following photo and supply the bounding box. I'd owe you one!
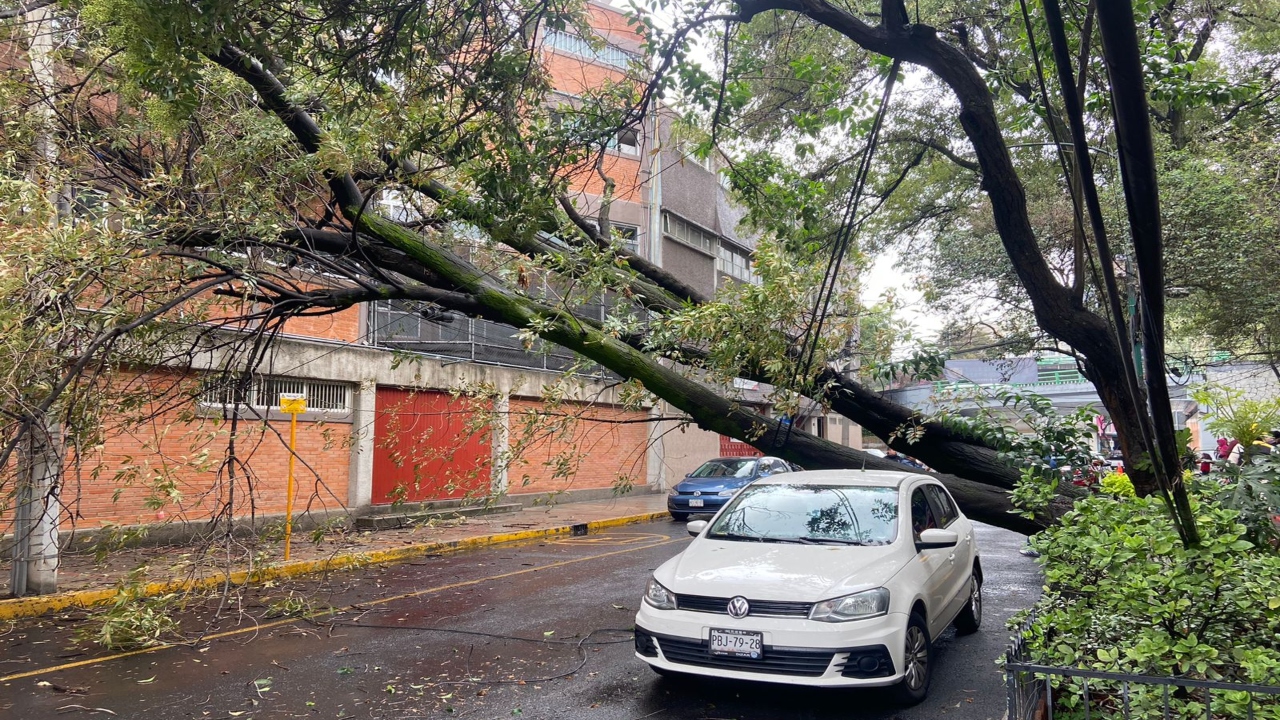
[674,593,812,618]
[654,635,836,677]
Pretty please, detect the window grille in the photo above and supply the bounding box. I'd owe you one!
[200,376,351,412]
[303,380,351,411]
[544,30,634,69]
[375,300,424,341]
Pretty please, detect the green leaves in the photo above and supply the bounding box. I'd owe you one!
[1021,492,1280,704]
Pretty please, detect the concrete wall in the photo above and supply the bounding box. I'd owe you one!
[651,410,721,486]
[1196,363,1280,448]
[1205,364,1280,400]
[661,236,716,298]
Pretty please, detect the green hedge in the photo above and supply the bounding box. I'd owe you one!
[1014,494,1280,719]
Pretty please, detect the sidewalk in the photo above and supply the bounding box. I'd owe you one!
[0,493,671,620]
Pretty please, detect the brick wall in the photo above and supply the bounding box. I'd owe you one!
[276,305,362,343]
[201,287,362,344]
[62,372,350,529]
[506,398,648,495]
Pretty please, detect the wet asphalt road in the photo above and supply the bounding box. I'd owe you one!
[1,520,1040,720]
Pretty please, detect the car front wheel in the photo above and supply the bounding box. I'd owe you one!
[669,511,689,522]
[890,613,932,706]
[954,573,982,635]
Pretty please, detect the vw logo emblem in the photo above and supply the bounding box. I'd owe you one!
[693,491,701,497]
[727,596,750,619]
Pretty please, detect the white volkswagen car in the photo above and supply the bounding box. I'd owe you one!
[634,470,981,705]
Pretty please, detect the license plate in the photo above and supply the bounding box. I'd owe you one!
[688,498,704,508]
[709,629,763,658]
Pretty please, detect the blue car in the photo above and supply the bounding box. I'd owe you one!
[667,456,799,521]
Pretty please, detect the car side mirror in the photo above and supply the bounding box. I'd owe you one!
[686,520,708,537]
[916,528,959,551]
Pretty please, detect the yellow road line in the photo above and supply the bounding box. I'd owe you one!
[0,510,672,622]
[1,534,683,683]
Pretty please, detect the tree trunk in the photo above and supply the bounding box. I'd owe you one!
[351,210,1041,533]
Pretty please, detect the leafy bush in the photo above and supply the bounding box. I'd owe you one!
[1199,456,1280,548]
[1099,470,1135,497]
[1190,385,1280,448]
[1016,495,1280,718]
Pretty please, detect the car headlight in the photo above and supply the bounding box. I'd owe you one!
[643,577,677,610]
[667,486,680,496]
[809,588,889,622]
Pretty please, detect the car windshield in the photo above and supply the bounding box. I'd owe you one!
[689,459,758,478]
[706,484,899,545]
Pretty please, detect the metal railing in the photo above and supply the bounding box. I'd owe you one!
[1005,613,1280,719]
[930,377,1093,393]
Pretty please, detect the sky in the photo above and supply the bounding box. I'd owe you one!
[861,249,944,342]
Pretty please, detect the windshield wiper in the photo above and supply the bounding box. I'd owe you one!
[707,532,766,542]
[796,537,868,546]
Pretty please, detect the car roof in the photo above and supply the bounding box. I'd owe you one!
[752,469,923,488]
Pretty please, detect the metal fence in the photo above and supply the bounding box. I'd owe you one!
[1005,614,1280,720]
[372,301,613,378]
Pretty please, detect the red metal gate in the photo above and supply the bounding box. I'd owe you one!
[372,387,492,504]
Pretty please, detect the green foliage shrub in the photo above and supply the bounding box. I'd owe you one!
[1190,385,1280,448]
[1099,470,1135,497]
[1016,494,1280,718]
[1199,456,1280,548]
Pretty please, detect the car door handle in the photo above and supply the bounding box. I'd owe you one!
[947,553,956,562]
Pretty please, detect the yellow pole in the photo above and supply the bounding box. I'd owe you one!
[284,410,297,561]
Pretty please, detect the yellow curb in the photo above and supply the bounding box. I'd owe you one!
[0,510,671,622]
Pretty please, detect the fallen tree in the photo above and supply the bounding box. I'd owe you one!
[0,0,1145,541]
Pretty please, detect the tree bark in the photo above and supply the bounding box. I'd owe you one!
[348,211,1043,534]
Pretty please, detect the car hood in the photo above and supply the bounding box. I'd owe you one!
[673,476,754,494]
[655,539,907,602]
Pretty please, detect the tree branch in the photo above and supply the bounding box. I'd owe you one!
[0,0,54,19]
[885,135,980,172]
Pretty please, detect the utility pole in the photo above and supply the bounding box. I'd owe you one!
[11,424,63,595]
[9,3,64,596]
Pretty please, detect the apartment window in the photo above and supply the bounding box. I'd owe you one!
[71,188,111,229]
[378,189,420,223]
[716,241,756,283]
[544,29,634,70]
[662,212,715,254]
[613,127,640,155]
[612,224,639,253]
[200,376,351,412]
